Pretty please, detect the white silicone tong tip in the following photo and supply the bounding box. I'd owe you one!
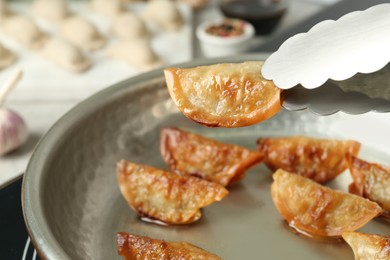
[261,3,390,90]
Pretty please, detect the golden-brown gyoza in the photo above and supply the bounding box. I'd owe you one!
[271,169,382,239]
[164,61,282,128]
[117,160,228,224]
[116,232,222,260]
[347,155,390,218]
[160,127,263,186]
[257,136,361,183]
[342,231,390,260]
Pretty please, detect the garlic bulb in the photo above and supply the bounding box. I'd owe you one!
[0,108,28,155]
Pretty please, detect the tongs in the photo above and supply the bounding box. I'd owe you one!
[262,3,390,115]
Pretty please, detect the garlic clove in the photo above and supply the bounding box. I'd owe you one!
[0,108,28,156]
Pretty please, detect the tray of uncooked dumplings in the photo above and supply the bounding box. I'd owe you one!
[0,0,192,190]
[0,0,192,101]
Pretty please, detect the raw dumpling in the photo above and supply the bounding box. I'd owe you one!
[111,12,149,40]
[116,232,222,260]
[178,0,208,9]
[342,231,390,260]
[271,169,382,239]
[160,127,263,186]
[32,0,71,22]
[0,43,16,69]
[120,0,144,3]
[91,0,125,17]
[117,160,228,224]
[60,16,106,52]
[143,0,183,31]
[347,155,390,218]
[257,136,361,183]
[41,39,91,73]
[2,15,47,49]
[0,0,11,21]
[107,40,162,70]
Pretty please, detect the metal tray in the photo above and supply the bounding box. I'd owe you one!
[22,54,390,260]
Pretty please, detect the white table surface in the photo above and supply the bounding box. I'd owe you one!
[0,0,332,187]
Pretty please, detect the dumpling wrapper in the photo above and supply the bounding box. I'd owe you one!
[347,155,390,218]
[257,136,361,183]
[60,16,106,52]
[111,12,149,40]
[41,39,91,73]
[116,232,222,260]
[117,160,228,225]
[271,169,382,239]
[0,43,16,69]
[142,0,183,31]
[160,127,263,186]
[2,15,47,50]
[342,231,390,260]
[32,0,71,22]
[107,39,163,70]
[0,0,12,21]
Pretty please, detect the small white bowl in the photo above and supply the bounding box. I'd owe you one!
[196,18,255,58]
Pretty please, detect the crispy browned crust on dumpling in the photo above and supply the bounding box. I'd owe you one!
[342,231,390,260]
[164,61,281,128]
[117,160,228,224]
[271,169,382,238]
[160,127,263,186]
[116,232,222,260]
[257,136,361,183]
[347,155,390,217]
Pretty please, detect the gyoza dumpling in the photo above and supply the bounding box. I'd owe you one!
[60,16,106,52]
[107,39,162,70]
[111,12,149,40]
[116,233,222,260]
[342,232,390,260]
[164,62,281,128]
[347,155,390,218]
[32,0,71,22]
[271,169,382,239]
[257,136,361,183]
[91,0,125,17]
[117,160,228,225]
[142,0,183,31]
[41,39,91,73]
[0,43,16,69]
[160,127,263,186]
[2,15,47,49]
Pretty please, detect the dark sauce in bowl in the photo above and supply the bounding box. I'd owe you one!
[220,0,288,35]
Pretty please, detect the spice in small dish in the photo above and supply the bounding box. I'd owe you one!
[196,18,255,57]
[205,19,246,37]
